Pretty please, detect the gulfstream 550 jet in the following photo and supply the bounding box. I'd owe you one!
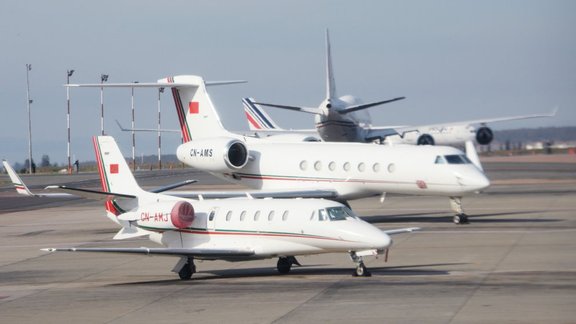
[67,75,490,224]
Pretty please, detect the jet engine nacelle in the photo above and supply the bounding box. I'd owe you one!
[132,201,195,230]
[475,126,494,145]
[177,137,249,172]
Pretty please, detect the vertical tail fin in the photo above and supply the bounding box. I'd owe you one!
[325,29,337,102]
[93,136,144,196]
[159,75,239,141]
[2,160,34,196]
[242,97,282,130]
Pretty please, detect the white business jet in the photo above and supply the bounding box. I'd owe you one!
[41,136,418,278]
[245,30,556,145]
[67,75,489,224]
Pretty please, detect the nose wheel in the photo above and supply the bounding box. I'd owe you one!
[350,252,372,277]
[450,197,470,225]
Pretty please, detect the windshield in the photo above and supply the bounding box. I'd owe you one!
[325,207,357,221]
[444,155,471,164]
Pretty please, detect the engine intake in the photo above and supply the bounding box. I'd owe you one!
[475,126,494,145]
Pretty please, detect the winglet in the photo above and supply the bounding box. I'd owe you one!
[2,160,34,196]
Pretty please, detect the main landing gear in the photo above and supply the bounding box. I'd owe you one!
[174,257,196,280]
[350,252,371,277]
[450,196,470,225]
[277,256,301,274]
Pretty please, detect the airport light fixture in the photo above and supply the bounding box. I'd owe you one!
[100,74,109,136]
[66,69,75,174]
[158,87,164,169]
[131,82,138,171]
[25,64,33,174]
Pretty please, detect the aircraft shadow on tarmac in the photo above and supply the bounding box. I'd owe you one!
[363,210,561,224]
[110,263,459,286]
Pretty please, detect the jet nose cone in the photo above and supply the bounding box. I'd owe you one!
[369,231,392,249]
[455,168,491,192]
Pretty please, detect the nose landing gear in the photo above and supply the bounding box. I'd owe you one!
[350,252,372,277]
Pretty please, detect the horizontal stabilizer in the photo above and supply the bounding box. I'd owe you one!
[150,180,197,193]
[338,97,406,115]
[65,80,246,89]
[44,185,136,200]
[253,102,322,115]
[115,120,179,133]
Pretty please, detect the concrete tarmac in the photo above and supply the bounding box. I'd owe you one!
[0,161,575,323]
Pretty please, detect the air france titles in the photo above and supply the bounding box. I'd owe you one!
[190,148,213,158]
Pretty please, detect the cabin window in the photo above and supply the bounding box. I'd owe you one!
[268,210,275,221]
[240,210,247,221]
[358,162,366,172]
[388,163,396,173]
[314,161,322,171]
[328,161,336,171]
[318,209,328,221]
[282,210,289,221]
[445,155,471,164]
[343,162,351,172]
[435,156,446,164]
[299,160,308,171]
[254,210,260,221]
[373,163,381,172]
[208,211,215,221]
[225,210,233,221]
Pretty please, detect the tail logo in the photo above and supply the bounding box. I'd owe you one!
[110,164,119,174]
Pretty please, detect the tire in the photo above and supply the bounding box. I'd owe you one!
[178,264,193,280]
[277,257,292,274]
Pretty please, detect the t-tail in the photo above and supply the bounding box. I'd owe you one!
[325,28,337,105]
[242,97,282,131]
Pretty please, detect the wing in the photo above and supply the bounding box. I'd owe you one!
[42,247,255,259]
[164,189,339,200]
[397,108,558,135]
[382,227,420,235]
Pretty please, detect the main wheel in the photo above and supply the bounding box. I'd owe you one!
[178,263,193,280]
[277,257,292,274]
[453,214,469,225]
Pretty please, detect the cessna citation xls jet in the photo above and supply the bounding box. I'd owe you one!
[34,136,418,279]
[67,76,490,224]
[244,30,556,145]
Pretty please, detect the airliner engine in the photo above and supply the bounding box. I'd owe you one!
[475,126,494,145]
[176,137,249,172]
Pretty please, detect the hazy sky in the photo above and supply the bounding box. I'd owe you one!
[1,0,575,165]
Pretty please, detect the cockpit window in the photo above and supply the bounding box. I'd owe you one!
[444,155,471,164]
[326,207,358,221]
[435,156,446,164]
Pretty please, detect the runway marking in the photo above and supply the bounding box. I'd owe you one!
[413,229,576,234]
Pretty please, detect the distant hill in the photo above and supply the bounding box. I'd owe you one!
[493,127,576,143]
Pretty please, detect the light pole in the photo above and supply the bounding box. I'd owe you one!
[100,74,108,135]
[66,69,75,174]
[131,82,138,171]
[25,64,33,174]
[158,87,164,169]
